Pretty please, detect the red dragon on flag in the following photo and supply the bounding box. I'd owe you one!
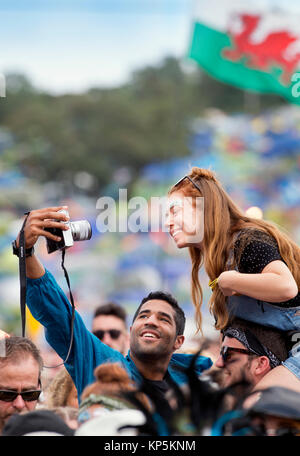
[189,2,300,104]
[222,13,300,86]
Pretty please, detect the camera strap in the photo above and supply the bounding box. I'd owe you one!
[19,212,31,337]
[18,212,75,368]
[59,248,75,365]
[41,249,76,369]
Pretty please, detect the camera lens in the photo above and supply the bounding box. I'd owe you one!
[70,220,92,241]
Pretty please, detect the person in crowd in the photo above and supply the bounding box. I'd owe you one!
[78,362,150,426]
[196,336,224,386]
[36,405,79,430]
[215,318,288,390]
[39,347,64,390]
[75,409,146,437]
[218,386,300,436]
[92,302,129,354]
[243,386,300,436]
[1,409,75,436]
[44,367,78,408]
[12,206,212,405]
[0,336,43,433]
[165,167,300,392]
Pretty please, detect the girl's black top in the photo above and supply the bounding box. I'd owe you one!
[233,229,300,308]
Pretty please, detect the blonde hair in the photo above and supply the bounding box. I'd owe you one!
[45,367,77,408]
[169,167,300,332]
[37,405,78,423]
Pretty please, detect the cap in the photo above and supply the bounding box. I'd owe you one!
[2,410,75,436]
[249,386,300,420]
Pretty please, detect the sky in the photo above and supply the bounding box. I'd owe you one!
[0,0,195,94]
[1,0,300,94]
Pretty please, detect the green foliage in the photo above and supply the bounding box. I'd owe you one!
[0,58,284,197]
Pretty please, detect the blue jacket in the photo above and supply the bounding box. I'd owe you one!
[26,270,212,399]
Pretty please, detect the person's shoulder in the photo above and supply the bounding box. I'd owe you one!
[170,353,213,373]
[234,228,277,249]
[233,228,281,272]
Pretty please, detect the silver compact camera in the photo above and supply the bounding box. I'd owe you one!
[45,209,92,254]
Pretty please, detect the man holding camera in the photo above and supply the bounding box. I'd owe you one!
[13,206,212,403]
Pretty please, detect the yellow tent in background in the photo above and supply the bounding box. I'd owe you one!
[26,307,42,342]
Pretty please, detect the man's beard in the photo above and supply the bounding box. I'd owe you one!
[131,339,171,363]
[221,365,254,392]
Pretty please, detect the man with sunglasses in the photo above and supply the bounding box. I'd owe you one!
[215,318,288,390]
[92,303,129,354]
[0,336,43,433]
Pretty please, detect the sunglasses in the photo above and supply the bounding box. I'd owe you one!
[174,175,202,193]
[220,346,253,363]
[0,389,42,402]
[93,329,122,341]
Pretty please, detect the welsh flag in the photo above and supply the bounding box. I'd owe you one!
[188,0,300,104]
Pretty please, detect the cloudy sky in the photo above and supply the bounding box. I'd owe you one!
[0,0,299,94]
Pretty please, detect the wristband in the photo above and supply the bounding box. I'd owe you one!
[12,240,35,258]
[208,278,218,291]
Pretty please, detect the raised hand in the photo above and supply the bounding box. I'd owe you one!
[16,206,70,248]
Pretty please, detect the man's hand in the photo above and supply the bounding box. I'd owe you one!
[16,206,70,248]
[14,207,71,279]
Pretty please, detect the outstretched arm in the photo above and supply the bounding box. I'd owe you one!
[15,206,125,398]
[26,269,125,397]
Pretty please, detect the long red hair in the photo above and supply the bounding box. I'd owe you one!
[169,167,300,332]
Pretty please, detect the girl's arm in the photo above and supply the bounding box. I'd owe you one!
[217,260,298,302]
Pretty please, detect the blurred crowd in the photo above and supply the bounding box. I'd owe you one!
[1,103,299,438]
[1,302,299,437]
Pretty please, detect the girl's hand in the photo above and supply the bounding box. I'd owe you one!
[217,270,240,296]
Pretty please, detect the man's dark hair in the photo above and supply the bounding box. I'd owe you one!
[0,336,43,377]
[93,302,127,327]
[224,318,288,365]
[132,291,186,336]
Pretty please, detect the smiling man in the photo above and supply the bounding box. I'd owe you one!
[0,337,43,434]
[13,206,212,405]
[214,318,288,390]
[130,292,185,381]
